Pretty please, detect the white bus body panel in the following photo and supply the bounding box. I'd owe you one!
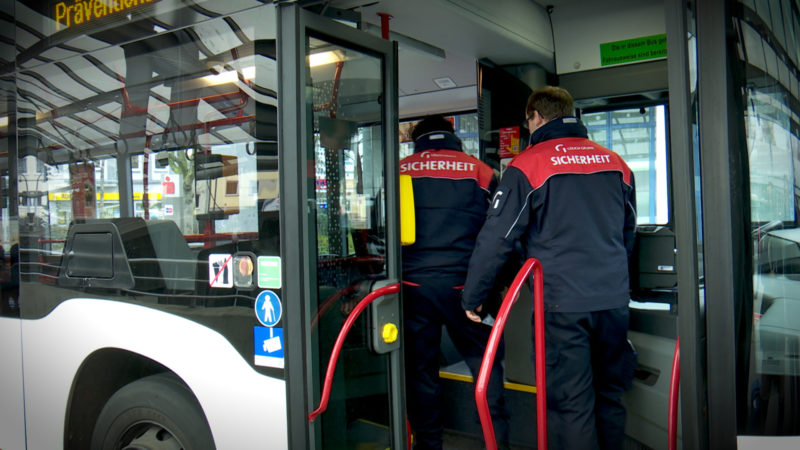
[21,298,288,450]
[0,317,26,450]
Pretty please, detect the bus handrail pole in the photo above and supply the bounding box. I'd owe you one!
[668,337,680,450]
[475,258,546,450]
[533,258,546,450]
[308,282,400,423]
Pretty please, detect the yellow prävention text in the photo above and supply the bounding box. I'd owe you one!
[54,0,158,30]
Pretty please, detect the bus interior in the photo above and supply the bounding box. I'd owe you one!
[1,0,799,449]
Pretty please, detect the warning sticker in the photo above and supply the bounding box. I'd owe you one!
[208,253,233,288]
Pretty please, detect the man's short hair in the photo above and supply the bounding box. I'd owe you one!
[411,115,455,141]
[525,86,574,122]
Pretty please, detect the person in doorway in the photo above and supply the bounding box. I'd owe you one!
[462,86,638,450]
[401,115,509,449]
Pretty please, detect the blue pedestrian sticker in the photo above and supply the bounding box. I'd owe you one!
[254,326,284,368]
[254,290,282,327]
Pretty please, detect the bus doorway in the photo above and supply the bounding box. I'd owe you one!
[278,6,405,450]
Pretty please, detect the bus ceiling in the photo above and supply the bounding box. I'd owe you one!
[309,0,669,117]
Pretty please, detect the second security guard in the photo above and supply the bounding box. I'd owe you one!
[400,115,509,449]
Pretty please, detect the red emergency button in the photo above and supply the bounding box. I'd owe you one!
[233,254,254,288]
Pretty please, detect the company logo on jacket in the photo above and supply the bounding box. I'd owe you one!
[513,137,632,190]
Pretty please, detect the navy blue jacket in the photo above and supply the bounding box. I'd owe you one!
[462,117,637,312]
[400,132,498,280]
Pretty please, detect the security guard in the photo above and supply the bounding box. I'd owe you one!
[401,115,509,449]
[463,86,637,450]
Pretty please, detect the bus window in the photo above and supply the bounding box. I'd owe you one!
[399,112,480,160]
[583,105,669,225]
[0,113,15,319]
[14,2,278,361]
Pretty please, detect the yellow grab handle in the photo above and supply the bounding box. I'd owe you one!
[399,174,416,246]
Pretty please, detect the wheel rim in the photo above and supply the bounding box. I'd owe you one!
[119,422,184,450]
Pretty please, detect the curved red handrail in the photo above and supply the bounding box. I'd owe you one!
[308,282,401,423]
[668,337,680,450]
[475,258,546,450]
[310,284,359,331]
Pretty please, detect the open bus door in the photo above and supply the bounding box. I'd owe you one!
[277,5,405,450]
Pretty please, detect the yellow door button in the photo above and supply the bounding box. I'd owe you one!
[381,323,398,344]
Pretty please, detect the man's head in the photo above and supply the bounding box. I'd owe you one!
[525,86,574,133]
[411,114,455,141]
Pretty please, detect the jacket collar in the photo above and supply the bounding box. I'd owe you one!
[528,116,588,147]
[414,131,463,153]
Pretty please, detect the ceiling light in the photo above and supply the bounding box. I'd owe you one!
[309,50,344,68]
[0,116,7,127]
[201,67,255,86]
[203,70,238,85]
[433,77,456,89]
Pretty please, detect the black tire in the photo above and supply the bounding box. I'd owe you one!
[91,373,215,450]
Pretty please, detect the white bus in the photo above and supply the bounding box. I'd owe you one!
[1,0,798,449]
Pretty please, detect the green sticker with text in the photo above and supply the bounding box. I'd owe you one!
[257,256,282,289]
[600,34,667,66]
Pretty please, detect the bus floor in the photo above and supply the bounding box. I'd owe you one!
[440,361,537,449]
[438,362,653,450]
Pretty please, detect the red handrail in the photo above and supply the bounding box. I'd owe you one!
[308,282,401,423]
[475,258,546,450]
[310,284,359,331]
[668,337,680,450]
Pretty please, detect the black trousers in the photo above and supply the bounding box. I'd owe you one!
[403,277,509,450]
[542,306,636,450]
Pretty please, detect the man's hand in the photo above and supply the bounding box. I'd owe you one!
[465,305,483,323]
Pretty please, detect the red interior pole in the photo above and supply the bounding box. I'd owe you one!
[377,12,392,40]
[533,261,547,450]
[668,337,681,450]
[475,258,546,450]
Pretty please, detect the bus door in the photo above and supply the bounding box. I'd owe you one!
[476,46,681,448]
[278,5,404,450]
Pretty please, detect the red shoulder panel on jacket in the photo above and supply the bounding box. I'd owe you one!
[400,150,494,190]
[510,137,632,190]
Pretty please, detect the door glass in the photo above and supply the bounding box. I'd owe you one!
[306,36,390,448]
[735,0,800,435]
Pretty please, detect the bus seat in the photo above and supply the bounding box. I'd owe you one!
[57,220,135,290]
[110,217,164,291]
[93,218,194,293]
[144,220,196,292]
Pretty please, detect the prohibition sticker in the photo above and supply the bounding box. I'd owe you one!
[208,253,233,288]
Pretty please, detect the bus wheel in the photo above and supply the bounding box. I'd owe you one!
[91,373,215,450]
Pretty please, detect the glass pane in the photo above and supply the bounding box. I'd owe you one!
[306,36,390,448]
[737,0,800,436]
[14,2,281,367]
[399,112,479,160]
[585,106,669,224]
[0,38,16,317]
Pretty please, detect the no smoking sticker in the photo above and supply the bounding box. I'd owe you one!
[208,253,233,288]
